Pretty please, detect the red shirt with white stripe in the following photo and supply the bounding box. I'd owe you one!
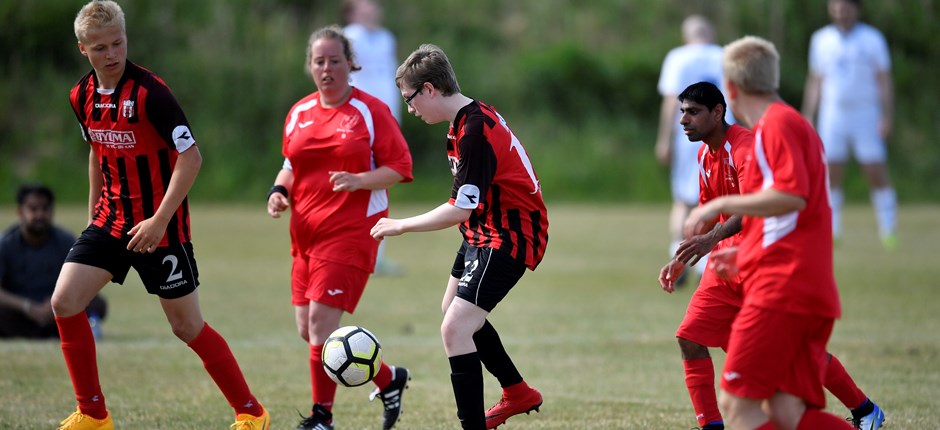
[736,102,840,318]
[698,123,753,254]
[282,87,412,271]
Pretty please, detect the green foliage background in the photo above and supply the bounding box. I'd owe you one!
[2,0,938,204]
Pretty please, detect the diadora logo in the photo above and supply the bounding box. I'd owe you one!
[95,102,117,109]
[173,126,195,147]
[89,129,136,148]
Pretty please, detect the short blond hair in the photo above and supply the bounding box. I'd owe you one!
[722,35,779,95]
[74,0,126,42]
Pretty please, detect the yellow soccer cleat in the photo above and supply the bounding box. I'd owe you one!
[231,405,270,430]
[57,408,114,430]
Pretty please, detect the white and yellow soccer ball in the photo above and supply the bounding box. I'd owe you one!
[322,326,383,387]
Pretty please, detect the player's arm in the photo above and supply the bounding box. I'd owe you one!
[127,146,202,252]
[876,68,894,139]
[86,148,102,226]
[684,189,805,239]
[655,95,678,165]
[329,166,404,192]
[371,203,472,240]
[801,73,822,125]
[267,165,294,218]
[675,215,742,266]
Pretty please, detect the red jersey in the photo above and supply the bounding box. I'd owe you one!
[282,88,412,272]
[698,123,753,253]
[737,102,840,318]
[69,61,194,245]
[447,101,549,270]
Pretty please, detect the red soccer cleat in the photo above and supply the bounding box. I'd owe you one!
[485,385,543,429]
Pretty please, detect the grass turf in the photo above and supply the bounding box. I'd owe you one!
[0,203,936,429]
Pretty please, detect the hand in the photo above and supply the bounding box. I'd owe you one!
[267,192,290,218]
[329,171,363,192]
[655,140,670,166]
[658,259,685,293]
[708,246,739,280]
[684,202,720,239]
[370,217,403,241]
[127,217,169,253]
[675,232,719,267]
[24,300,55,325]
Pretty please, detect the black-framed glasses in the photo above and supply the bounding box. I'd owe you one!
[404,85,423,105]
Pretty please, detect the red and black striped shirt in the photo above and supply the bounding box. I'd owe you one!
[69,61,195,245]
[447,101,549,270]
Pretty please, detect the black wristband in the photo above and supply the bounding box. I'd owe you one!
[267,185,288,201]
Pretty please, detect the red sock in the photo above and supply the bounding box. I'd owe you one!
[372,362,393,390]
[56,312,108,420]
[755,422,775,430]
[683,357,722,427]
[187,323,262,417]
[797,408,855,429]
[503,380,532,398]
[824,353,867,410]
[310,343,337,410]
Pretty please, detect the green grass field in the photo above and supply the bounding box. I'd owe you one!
[0,203,937,429]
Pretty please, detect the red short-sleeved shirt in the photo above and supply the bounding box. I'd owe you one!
[282,88,412,272]
[698,124,753,255]
[736,102,840,318]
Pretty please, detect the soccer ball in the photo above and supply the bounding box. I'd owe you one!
[322,325,382,387]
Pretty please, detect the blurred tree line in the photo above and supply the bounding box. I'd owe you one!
[1,0,938,205]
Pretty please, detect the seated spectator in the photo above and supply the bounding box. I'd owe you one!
[0,183,107,339]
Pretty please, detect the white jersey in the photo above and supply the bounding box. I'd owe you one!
[344,23,401,123]
[809,23,890,111]
[657,42,727,205]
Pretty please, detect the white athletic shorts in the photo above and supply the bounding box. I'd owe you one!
[817,105,887,164]
[671,137,701,206]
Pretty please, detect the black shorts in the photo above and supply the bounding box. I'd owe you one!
[450,241,526,312]
[65,226,199,299]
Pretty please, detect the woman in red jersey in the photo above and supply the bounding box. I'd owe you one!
[265,25,413,430]
[53,2,268,429]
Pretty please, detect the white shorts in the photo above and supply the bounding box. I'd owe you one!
[817,105,887,164]
[671,137,701,206]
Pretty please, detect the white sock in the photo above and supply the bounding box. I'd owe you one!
[870,187,897,239]
[830,188,844,238]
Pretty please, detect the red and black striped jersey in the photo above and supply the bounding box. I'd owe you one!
[69,61,194,245]
[447,101,549,270]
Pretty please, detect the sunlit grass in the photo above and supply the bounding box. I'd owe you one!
[0,203,936,429]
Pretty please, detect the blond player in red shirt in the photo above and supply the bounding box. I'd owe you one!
[685,36,854,430]
[663,81,884,430]
[266,26,413,430]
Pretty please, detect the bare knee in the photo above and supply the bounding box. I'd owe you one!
[297,326,310,343]
[169,318,205,343]
[440,318,474,353]
[678,337,710,360]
